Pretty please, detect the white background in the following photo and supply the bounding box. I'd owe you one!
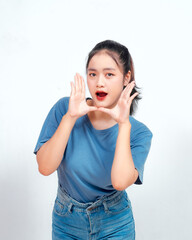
[0,0,192,239]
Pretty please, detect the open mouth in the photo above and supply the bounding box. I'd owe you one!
[95,91,108,101]
[96,91,108,97]
[96,92,107,97]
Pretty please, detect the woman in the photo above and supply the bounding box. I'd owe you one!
[34,40,153,239]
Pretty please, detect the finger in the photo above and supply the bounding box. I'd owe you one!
[129,92,139,103]
[120,85,129,99]
[121,82,133,99]
[88,106,98,112]
[80,75,85,94]
[78,74,83,92]
[74,74,77,93]
[97,107,111,115]
[77,73,81,92]
[70,81,73,96]
[131,92,139,99]
[122,81,135,99]
[82,77,85,94]
[125,81,135,95]
[71,81,75,95]
[75,73,80,93]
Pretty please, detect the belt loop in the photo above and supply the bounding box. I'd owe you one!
[103,201,109,213]
[68,202,73,213]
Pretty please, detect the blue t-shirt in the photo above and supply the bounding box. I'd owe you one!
[34,97,153,203]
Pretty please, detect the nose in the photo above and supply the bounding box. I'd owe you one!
[97,74,105,87]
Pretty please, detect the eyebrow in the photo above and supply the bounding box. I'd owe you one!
[87,68,116,71]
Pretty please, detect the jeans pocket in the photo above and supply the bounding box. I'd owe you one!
[107,194,130,215]
[53,197,71,217]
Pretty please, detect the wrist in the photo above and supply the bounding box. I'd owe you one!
[118,120,131,129]
[65,111,79,122]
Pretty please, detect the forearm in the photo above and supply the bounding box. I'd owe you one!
[36,112,77,176]
[111,122,138,190]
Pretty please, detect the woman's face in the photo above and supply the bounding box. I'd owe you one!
[87,51,129,109]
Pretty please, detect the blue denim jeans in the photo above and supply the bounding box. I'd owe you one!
[52,184,135,240]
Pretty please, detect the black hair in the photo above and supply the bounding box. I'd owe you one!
[85,40,141,115]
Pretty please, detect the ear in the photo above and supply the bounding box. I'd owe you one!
[123,70,131,87]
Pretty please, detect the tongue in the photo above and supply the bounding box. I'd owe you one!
[98,93,107,97]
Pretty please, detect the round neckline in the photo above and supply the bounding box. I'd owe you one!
[84,114,118,133]
[85,97,118,133]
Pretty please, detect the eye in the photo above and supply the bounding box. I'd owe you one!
[89,73,96,77]
[106,73,114,77]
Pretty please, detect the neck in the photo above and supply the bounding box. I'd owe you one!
[91,109,113,121]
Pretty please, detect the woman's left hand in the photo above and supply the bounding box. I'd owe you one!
[97,81,139,125]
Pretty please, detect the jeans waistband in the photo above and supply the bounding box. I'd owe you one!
[57,183,126,211]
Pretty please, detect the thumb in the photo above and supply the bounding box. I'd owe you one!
[88,106,98,112]
[97,107,111,115]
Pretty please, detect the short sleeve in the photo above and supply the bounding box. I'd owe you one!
[33,97,68,155]
[131,125,153,185]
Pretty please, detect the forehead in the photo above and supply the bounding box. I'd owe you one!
[88,51,123,72]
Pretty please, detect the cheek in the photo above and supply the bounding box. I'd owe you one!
[110,79,123,90]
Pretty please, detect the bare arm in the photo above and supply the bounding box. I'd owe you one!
[111,122,139,191]
[97,80,139,190]
[36,112,77,176]
[36,73,97,176]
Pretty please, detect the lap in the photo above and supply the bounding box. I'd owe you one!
[52,189,135,240]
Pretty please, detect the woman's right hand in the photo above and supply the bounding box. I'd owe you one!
[68,73,97,119]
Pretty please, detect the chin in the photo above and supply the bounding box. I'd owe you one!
[96,101,114,109]
[92,95,117,109]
